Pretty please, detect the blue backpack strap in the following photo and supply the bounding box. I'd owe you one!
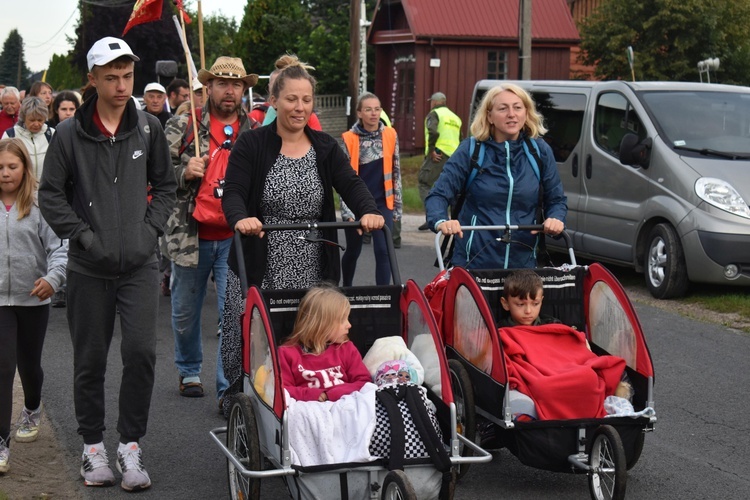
[44,127,53,143]
[521,137,542,180]
[465,137,484,189]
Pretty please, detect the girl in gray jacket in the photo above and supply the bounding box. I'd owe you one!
[0,138,67,474]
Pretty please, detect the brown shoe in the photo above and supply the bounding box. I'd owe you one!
[179,377,204,397]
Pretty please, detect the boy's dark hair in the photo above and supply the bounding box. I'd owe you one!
[503,269,543,299]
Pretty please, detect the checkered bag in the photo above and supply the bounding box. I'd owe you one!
[369,384,443,460]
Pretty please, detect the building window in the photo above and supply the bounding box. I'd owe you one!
[488,51,508,79]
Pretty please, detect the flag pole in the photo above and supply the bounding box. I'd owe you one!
[198,1,206,102]
[174,14,201,157]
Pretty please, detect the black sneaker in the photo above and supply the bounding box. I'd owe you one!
[418,222,430,231]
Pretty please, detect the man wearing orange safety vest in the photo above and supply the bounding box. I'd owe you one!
[418,92,461,230]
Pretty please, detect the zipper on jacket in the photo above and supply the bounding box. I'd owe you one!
[4,210,11,304]
[106,137,126,273]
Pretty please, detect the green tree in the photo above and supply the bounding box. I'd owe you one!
[70,0,187,93]
[235,0,312,90]
[296,1,350,94]
[579,0,750,85]
[183,11,239,73]
[46,53,86,91]
[0,29,32,89]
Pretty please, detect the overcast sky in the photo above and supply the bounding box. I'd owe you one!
[0,0,247,72]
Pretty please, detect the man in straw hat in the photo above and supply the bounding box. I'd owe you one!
[163,56,259,410]
[38,36,176,491]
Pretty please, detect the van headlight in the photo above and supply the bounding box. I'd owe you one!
[695,177,750,219]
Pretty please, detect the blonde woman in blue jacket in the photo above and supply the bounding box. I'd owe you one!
[0,139,67,474]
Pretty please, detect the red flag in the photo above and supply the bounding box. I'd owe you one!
[122,0,164,36]
[174,0,192,24]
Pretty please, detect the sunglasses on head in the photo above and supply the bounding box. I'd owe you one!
[222,125,233,149]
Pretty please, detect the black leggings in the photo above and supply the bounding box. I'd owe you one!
[0,305,49,443]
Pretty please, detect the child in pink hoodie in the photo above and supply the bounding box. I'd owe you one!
[279,286,371,402]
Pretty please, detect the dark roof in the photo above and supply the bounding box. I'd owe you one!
[377,0,579,43]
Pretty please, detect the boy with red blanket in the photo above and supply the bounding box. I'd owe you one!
[499,270,627,420]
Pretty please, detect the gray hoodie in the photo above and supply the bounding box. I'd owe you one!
[1,203,67,306]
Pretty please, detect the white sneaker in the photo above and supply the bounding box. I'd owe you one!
[0,437,9,474]
[15,405,42,442]
[80,443,115,487]
[116,442,151,491]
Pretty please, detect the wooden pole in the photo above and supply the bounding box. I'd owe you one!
[178,14,201,157]
[198,1,206,102]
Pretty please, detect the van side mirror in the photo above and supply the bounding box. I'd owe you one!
[619,133,652,169]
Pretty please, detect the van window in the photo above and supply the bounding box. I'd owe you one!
[533,92,586,162]
[594,92,646,158]
[640,91,750,154]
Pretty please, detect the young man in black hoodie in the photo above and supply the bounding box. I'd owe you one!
[38,36,176,492]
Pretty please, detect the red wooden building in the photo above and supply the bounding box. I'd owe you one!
[368,0,580,153]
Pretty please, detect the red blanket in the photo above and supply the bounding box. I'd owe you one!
[500,324,625,420]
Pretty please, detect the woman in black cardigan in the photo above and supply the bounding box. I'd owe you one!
[219,55,382,414]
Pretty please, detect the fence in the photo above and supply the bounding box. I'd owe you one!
[315,94,349,137]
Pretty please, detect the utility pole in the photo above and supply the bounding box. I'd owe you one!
[359,0,371,94]
[518,0,532,79]
[348,0,360,128]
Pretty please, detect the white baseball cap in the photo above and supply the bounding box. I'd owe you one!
[144,82,166,94]
[87,37,140,71]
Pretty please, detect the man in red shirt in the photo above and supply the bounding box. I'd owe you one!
[0,87,21,134]
[162,56,259,409]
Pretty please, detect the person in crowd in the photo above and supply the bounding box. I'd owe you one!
[190,77,205,109]
[376,109,403,248]
[163,56,259,405]
[0,87,21,133]
[219,53,383,416]
[0,138,68,475]
[425,84,567,269]
[279,285,371,402]
[166,78,190,115]
[340,92,401,286]
[418,92,462,230]
[261,65,323,131]
[2,97,54,180]
[142,83,171,128]
[28,82,54,121]
[38,36,176,491]
[49,91,80,128]
[498,269,561,327]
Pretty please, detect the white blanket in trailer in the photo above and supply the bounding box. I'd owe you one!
[285,382,378,467]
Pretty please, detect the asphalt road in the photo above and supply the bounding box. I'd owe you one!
[32,218,750,499]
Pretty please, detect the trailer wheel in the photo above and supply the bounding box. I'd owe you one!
[588,425,627,500]
[645,223,689,299]
[448,359,476,480]
[381,470,417,500]
[227,393,262,500]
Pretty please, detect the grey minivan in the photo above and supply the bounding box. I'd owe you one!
[471,80,750,298]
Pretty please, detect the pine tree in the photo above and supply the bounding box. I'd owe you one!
[0,29,32,90]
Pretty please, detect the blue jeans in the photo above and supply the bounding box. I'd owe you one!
[171,238,231,398]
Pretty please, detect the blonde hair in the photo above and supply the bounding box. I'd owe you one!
[0,138,37,219]
[470,83,547,141]
[271,54,317,98]
[284,285,351,355]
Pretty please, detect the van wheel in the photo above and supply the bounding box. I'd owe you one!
[644,223,689,299]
